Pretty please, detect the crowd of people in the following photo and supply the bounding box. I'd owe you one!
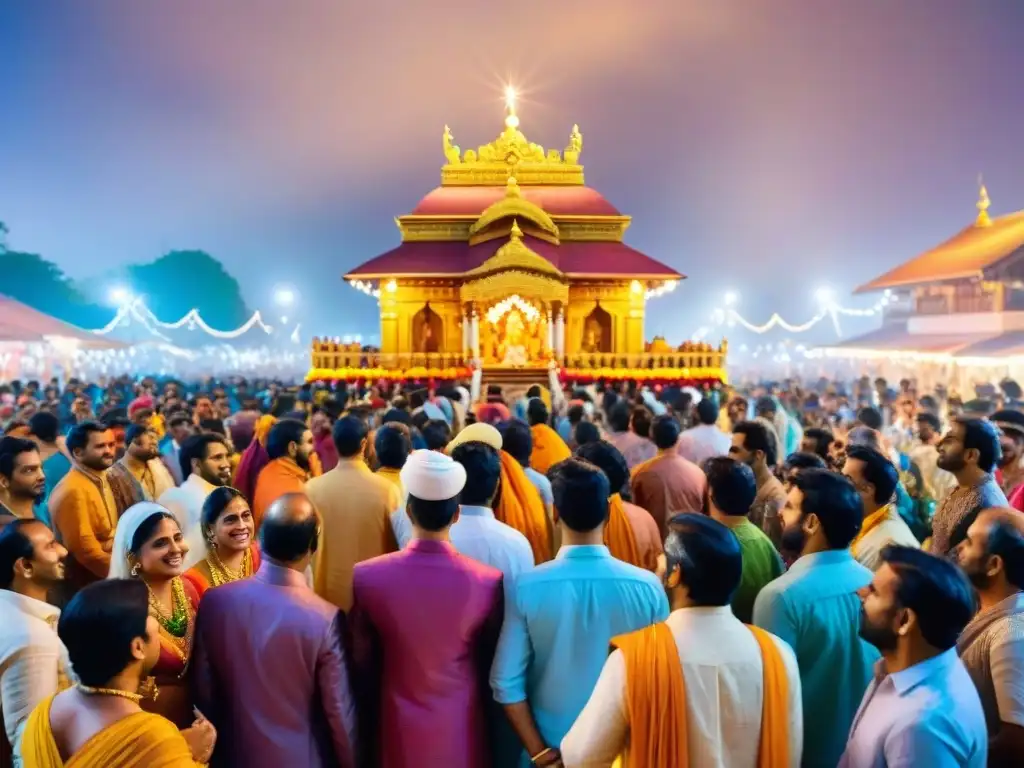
[0,371,1023,766]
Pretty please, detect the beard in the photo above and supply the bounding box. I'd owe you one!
[295,450,311,472]
[960,558,991,590]
[858,607,899,652]
[780,521,807,556]
[937,452,965,472]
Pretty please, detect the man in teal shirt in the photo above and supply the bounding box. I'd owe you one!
[490,458,668,768]
[703,456,783,622]
[754,468,879,767]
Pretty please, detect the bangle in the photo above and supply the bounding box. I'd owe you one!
[531,747,554,764]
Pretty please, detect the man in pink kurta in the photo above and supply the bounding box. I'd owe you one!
[349,450,504,768]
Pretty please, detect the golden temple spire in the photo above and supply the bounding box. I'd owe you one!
[976,176,992,227]
[509,219,524,240]
[504,86,519,130]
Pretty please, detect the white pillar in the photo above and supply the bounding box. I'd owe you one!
[471,313,480,359]
[555,310,565,359]
[546,311,554,354]
[462,312,469,355]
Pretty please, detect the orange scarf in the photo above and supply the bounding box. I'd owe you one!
[850,504,891,557]
[604,493,644,569]
[496,451,552,564]
[529,423,571,476]
[612,622,789,768]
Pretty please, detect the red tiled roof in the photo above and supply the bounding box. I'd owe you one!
[411,185,621,216]
[0,295,123,347]
[345,235,681,279]
[856,211,1024,293]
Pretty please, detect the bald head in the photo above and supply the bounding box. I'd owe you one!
[261,492,319,566]
[958,506,1024,592]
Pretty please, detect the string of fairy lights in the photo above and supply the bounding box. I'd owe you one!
[691,287,896,341]
[92,298,275,341]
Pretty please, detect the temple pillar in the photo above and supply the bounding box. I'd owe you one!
[470,311,480,358]
[555,309,565,359]
[546,310,554,354]
[462,310,470,355]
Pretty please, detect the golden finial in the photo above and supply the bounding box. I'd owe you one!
[509,219,523,239]
[505,175,521,197]
[976,175,992,227]
[504,85,519,130]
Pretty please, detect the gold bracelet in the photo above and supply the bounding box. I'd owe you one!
[531,747,553,764]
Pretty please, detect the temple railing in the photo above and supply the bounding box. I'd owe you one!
[309,340,727,374]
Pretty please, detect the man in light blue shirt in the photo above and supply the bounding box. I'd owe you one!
[840,546,987,767]
[490,458,668,767]
[754,468,879,767]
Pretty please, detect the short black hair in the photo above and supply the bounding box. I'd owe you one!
[665,513,742,606]
[66,421,109,457]
[450,442,501,506]
[260,495,319,562]
[802,427,833,459]
[607,402,631,432]
[574,421,601,447]
[567,404,586,425]
[846,445,900,505]
[421,419,452,451]
[548,458,610,532]
[266,419,308,461]
[650,415,681,450]
[0,437,39,480]
[702,457,756,516]
[496,420,532,466]
[916,412,941,432]
[783,452,827,473]
[59,579,151,687]
[199,418,227,437]
[526,399,549,427]
[407,496,460,532]
[630,407,652,438]
[733,420,777,466]
[381,408,410,425]
[167,414,192,430]
[124,423,150,446]
[575,440,630,498]
[986,519,1024,590]
[28,411,59,443]
[129,509,178,557]
[332,415,369,458]
[857,406,884,431]
[880,545,976,650]
[793,469,863,549]
[957,417,1001,473]
[755,396,776,417]
[695,398,718,426]
[374,424,411,470]
[202,486,246,530]
[179,433,227,480]
[0,520,40,589]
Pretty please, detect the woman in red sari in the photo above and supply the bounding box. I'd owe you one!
[183,486,260,599]
[107,502,200,731]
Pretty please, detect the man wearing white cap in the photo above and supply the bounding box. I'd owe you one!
[349,449,504,768]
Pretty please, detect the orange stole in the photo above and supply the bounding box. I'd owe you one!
[603,493,643,569]
[529,423,571,475]
[611,622,789,768]
[497,451,552,564]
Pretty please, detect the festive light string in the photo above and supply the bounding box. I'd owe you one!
[92,299,274,340]
[704,288,895,336]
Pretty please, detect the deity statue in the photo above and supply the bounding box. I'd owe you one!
[443,126,461,165]
[498,309,529,367]
[564,124,583,165]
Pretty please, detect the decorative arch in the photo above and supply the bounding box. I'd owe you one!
[412,303,443,353]
[581,304,612,353]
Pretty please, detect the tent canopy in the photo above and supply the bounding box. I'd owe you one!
[0,295,124,349]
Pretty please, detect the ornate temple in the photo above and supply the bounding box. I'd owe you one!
[309,92,727,386]
[825,184,1024,387]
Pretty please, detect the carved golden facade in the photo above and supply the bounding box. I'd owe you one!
[313,93,727,385]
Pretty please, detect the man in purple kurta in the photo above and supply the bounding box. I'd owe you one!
[192,493,357,768]
[349,449,504,768]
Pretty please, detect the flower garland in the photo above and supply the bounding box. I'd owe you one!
[306,366,472,383]
[558,367,728,386]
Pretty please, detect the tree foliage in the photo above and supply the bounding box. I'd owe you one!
[0,249,109,328]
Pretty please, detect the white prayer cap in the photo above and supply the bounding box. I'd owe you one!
[445,422,503,454]
[400,449,466,501]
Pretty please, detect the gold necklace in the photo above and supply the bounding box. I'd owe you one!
[77,683,142,704]
[146,577,194,670]
[207,547,252,588]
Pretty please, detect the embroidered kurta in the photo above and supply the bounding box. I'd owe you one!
[49,466,118,587]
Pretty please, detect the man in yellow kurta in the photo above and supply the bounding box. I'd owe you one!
[526,399,571,476]
[49,422,119,593]
[252,419,314,532]
[306,415,399,611]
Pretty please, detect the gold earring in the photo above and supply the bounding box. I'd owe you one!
[139,676,160,701]
[130,563,140,578]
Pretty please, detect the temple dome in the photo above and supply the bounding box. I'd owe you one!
[411,184,620,217]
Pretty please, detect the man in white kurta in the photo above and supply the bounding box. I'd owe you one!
[561,513,803,768]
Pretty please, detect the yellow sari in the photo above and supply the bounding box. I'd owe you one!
[21,695,199,767]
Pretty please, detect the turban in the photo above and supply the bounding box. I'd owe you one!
[128,395,154,417]
[446,422,503,454]
[401,449,466,501]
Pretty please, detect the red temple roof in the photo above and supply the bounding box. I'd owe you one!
[856,211,1024,293]
[345,235,681,279]
[410,185,621,216]
[0,295,123,347]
